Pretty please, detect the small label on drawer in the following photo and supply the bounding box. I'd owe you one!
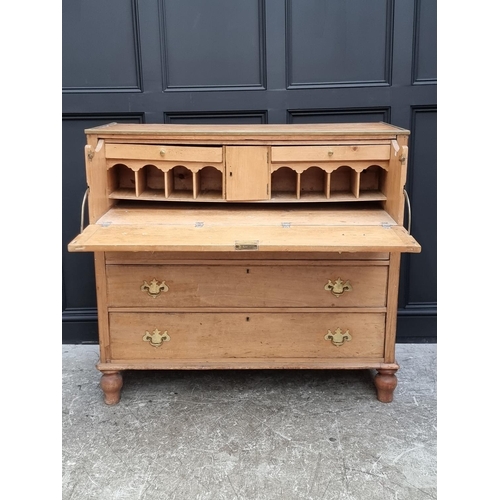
[235,240,259,251]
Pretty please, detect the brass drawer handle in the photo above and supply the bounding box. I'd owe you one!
[324,278,352,297]
[160,149,166,157]
[141,279,169,298]
[325,328,352,347]
[143,329,170,348]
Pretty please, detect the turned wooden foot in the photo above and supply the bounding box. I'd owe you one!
[374,368,398,403]
[100,371,123,405]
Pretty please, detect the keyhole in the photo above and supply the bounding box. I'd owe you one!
[229,172,233,176]
[246,269,250,274]
[246,317,250,322]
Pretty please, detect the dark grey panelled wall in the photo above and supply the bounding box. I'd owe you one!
[62,0,437,343]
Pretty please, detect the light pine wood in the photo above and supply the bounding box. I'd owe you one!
[92,205,401,227]
[226,146,269,201]
[324,171,330,199]
[68,223,421,253]
[95,252,111,363]
[104,252,391,263]
[108,312,385,360]
[86,139,115,223]
[98,360,399,370]
[110,307,387,314]
[106,159,224,175]
[135,169,146,197]
[193,170,200,199]
[384,253,401,363]
[106,264,388,308]
[105,258,388,266]
[105,144,223,163]
[270,161,389,177]
[86,122,410,138]
[351,170,360,198]
[384,135,408,224]
[271,145,391,162]
[270,167,297,198]
[299,167,325,198]
[68,122,421,404]
[104,138,398,146]
[165,169,173,197]
[198,167,224,198]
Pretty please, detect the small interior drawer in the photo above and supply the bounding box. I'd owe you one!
[105,144,223,163]
[271,145,390,163]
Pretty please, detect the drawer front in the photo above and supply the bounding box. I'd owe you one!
[271,145,390,163]
[109,312,385,360]
[106,264,388,308]
[105,144,223,163]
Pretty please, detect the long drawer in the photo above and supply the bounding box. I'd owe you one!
[109,312,385,360]
[106,264,388,308]
[105,144,223,163]
[270,145,390,163]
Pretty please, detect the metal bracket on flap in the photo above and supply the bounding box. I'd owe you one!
[404,188,412,234]
[80,188,89,233]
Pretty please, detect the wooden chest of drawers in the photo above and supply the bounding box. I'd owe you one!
[68,123,421,404]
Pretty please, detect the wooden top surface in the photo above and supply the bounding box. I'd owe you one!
[85,122,410,138]
[68,205,421,254]
[93,203,397,226]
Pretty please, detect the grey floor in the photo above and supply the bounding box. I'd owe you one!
[62,344,436,500]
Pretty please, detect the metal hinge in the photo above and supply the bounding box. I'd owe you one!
[281,222,291,228]
[381,222,391,229]
[195,221,204,228]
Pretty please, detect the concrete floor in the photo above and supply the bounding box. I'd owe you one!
[62,344,436,500]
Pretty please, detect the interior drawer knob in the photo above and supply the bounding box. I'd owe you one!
[325,328,352,347]
[324,278,352,297]
[143,329,170,348]
[140,278,169,298]
[160,149,166,157]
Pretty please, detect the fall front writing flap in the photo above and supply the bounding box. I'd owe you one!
[68,206,420,254]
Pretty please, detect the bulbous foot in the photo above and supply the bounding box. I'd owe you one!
[374,368,398,403]
[100,371,123,405]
